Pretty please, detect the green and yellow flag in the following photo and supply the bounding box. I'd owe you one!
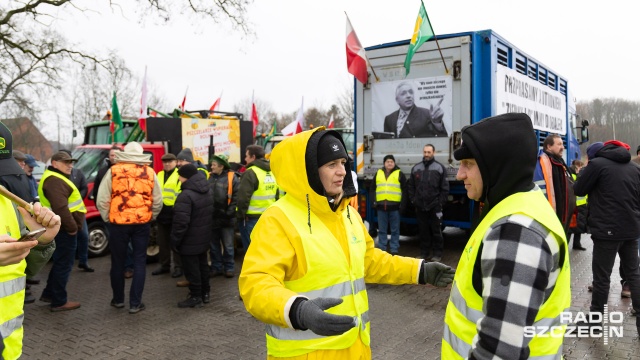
[111,91,124,143]
[404,1,435,76]
[264,122,277,144]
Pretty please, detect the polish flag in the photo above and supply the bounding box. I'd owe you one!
[138,66,148,131]
[282,98,305,136]
[327,114,335,129]
[180,86,188,111]
[346,14,369,85]
[210,91,222,112]
[251,98,259,137]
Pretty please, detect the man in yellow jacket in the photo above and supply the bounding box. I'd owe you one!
[239,128,455,359]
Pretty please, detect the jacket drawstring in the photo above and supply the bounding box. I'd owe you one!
[306,194,312,234]
[346,204,352,224]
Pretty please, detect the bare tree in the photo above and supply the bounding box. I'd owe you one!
[0,0,253,120]
[337,85,354,127]
[232,96,274,134]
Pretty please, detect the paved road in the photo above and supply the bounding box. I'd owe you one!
[21,230,640,359]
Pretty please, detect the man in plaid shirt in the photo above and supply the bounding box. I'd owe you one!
[442,113,571,360]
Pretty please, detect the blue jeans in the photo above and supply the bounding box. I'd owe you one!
[377,210,400,253]
[42,230,77,307]
[76,218,90,266]
[108,223,150,307]
[239,217,259,253]
[210,227,235,272]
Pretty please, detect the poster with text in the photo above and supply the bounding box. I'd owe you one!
[371,76,452,139]
[180,118,242,164]
[496,66,566,135]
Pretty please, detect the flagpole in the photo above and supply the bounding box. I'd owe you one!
[423,0,449,74]
[367,60,380,82]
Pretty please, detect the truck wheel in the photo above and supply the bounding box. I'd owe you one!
[88,221,109,257]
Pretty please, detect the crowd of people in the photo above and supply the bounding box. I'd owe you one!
[4,113,640,358]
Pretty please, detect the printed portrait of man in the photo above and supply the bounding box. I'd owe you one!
[383,81,448,138]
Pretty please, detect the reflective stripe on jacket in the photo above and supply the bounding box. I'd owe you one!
[442,190,570,359]
[109,163,155,224]
[375,169,401,203]
[265,195,370,358]
[158,169,181,206]
[38,170,87,213]
[247,167,278,215]
[0,196,25,360]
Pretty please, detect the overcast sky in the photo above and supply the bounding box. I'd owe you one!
[52,0,638,118]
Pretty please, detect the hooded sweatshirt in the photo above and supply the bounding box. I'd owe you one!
[574,143,640,241]
[238,128,422,360]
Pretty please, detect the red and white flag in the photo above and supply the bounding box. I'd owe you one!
[251,94,259,137]
[180,86,189,111]
[210,91,223,112]
[346,14,369,85]
[282,98,305,136]
[138,66,148,131]
[327,114,335,129]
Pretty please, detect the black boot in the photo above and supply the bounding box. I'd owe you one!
[202,292,210,304]
[178,295,203,308]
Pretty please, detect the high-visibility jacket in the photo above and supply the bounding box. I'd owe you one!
[265,195,370,358]
[0,197,25,360]
[375,169,401,203]
[38,170,87,214]
[109,163,155,224]
[158,168,181,206]
[569,174,587,228]
[442,190,570,359]
[247,167,278,215]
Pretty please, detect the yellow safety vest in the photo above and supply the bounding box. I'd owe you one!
[375,169,401,203]
[158,168,181,206]
[572,174,587,206]
[38,170,87,213]
[265,196,370,358]
[442,190,570,359]
[0,197,25,360]
[247,167,278,215]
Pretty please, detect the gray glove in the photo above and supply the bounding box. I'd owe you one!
[422,261,455,287]
[294,297,356,336]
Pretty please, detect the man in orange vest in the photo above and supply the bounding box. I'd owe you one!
[96,142,163,314]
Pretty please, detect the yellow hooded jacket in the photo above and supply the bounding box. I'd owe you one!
[238,127,423,360]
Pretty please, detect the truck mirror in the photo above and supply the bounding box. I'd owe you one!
[580,127,589,144]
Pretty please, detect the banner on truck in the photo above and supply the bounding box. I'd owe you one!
[371,76,452,139]
[181,118,242,164]
[496,66,567,135]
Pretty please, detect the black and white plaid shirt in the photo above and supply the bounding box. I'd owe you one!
[469,213,564,360]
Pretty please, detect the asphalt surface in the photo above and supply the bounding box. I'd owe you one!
[21,229,640,359]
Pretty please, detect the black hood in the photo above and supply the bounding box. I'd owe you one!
[180,172,210,194]
[454,113,537,218]
[596,143,631,164]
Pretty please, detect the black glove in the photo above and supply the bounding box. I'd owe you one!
[420,261,455,287]
[291,297,356,336]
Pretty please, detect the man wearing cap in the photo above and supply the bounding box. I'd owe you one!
[236,145,278,253]
[208,154,240,278]
[407,144,449,262]
[24,154,39,199]
[0,149,33,203]
[38,151,86,312]
[96,142,163,314]
[574,140,640,333]
[533,134,575,233]
[442,113,570,359]
[370,154,406,254]
[0,121,61,359]
[153,153,183,278]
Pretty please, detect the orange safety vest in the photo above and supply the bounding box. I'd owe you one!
[109,163,155,224]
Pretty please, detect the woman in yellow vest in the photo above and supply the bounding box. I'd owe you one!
[443,113,570,359]
[239,128,455,359]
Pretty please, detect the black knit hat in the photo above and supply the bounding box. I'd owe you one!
[383,154,395,163]
[317,132,348,167]
[178,163,198,179]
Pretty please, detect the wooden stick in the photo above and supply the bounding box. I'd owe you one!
[0,185,33,213]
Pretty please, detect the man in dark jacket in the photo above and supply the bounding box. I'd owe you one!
[407,144,449,262]
[208,154,240,278]
[236,145,278,253]
[574,140,640,332]
[171,164,213,308]
[370,154,407,254]
[533,134,575,232]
